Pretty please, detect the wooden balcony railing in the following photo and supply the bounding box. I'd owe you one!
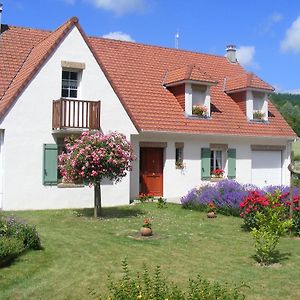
[52,98,101,130]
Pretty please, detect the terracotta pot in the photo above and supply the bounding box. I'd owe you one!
[140,227,153,236]
[207,211,217,218]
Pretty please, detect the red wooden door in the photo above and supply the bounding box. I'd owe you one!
[140,148,163,196]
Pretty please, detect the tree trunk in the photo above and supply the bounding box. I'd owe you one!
[94,181,102,217]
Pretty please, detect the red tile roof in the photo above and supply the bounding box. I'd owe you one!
[163,65,217,86]
[88,38,295,137]
[0,18,296,138]
[0,17,78,119]
[225,72,274,92]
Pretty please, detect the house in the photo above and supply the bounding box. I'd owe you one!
[0,15,296,211]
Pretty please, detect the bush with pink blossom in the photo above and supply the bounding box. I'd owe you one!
[58,131,135,216]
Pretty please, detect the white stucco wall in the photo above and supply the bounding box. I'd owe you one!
[0,26,137,210]
[130,133,292,201]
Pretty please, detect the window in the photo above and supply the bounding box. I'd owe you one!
[61,70,79,98]
[201,147,236,180]
[175,143,184,168]
[252,91,266,120]
[191,84,209,117]
[210,149,223,173]
[43,136,82,186]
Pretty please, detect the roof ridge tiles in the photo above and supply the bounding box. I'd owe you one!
[4,24,52,33]
[88,36,232,61]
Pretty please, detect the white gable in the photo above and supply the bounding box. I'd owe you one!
[0,25,136,210]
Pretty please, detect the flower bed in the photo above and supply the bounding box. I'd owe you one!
[181,180,252,215]
[181,180,299,220]
[240,188,300,235]
[0,215,41,266]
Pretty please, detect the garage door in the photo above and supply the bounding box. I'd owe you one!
[251,150,282,187]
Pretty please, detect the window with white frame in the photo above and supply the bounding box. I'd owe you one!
[252,91,266,120]
[61,70,80,98]
[191,85,209,117]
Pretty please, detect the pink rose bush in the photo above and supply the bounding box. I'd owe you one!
[58,131,135,186]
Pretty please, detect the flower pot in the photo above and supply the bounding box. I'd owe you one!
[140,227,153,236]
[207,212,217,218]
[210,177,223,182]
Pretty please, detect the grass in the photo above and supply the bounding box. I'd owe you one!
[1,203,300,299]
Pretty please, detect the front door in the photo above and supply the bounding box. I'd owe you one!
[140,147,163,196]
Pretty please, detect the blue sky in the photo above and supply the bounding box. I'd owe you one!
[1,0,300,94]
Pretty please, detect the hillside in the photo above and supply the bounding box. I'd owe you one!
[270,93,300,136]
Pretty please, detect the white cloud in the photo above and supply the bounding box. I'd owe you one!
[86,0,146,15]
[262,12,283,34]
[281,16,300,53]
[236,46,258,69]
[270,12,283,23]
[103,31,135,42]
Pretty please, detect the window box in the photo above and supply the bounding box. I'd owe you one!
[210,177,225,182]
[57,182,84,188]
[253,110,265,120]
[192,105,208,117]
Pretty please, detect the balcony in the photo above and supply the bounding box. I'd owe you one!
[52,98,100,130]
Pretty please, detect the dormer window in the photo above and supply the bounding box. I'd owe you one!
[163,65,217,118]
[225,72,274,122]
[252,91,268,121]
[191,84,210,117]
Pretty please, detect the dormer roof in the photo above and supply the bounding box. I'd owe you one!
[163,64,217,86]
[225,72,274,93]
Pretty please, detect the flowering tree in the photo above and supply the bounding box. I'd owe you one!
[58,131,135,217]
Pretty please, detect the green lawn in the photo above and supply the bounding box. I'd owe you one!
[1,203,300,299]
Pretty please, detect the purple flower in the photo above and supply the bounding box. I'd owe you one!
[181,180,298,211]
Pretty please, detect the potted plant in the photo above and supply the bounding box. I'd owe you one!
[192,105,208,117]
[207,201,217,218]
[140,218,153,236]
[253,110,265,120]
[211,168,224,178]
[175,159,184,169]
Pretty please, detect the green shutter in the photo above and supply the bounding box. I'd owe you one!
[201,148,211,180]
[227,148,236,179]
[43,144,58,185]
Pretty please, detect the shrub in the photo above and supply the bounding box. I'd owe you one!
[0,215,41,267]
[104,259,246,300]
[240,187,300,234]
[180,187,203,209]
[251,191,293,265]
[240,191,270,230]
[137,193,154,203]
[0,237,23,266]
[156,197,167,208]
[181,180,253,216]
[1,216,41,250]
[293,210,300,236]
[187,276,246,300]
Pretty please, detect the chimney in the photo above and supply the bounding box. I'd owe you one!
[0,3,3,35]
[226,44,237,63]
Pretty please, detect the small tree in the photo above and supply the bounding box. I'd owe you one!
[58,131,135,217]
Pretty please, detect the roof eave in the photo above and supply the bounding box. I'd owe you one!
[164,79,218,88]
[225,87,275,94]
